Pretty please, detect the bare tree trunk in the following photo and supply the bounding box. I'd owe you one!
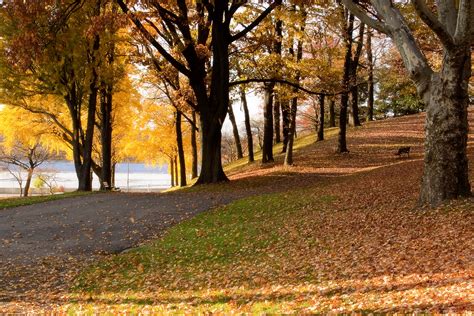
[174,155,178,187]
[274,94,281,143]
[176,111,187,187]
[228,102,243,159]
[100,85,113,190]
[170,158,175,187]
[349,85,361,126]
[284,6,305,166]
[348,22,365,127]
[191,110,198,178]
[240,86,254,163]
[337,11,354,153]
[262,83,275,163]
[329,98,336,127]
[284,97,298,165]
[23,168,34,197]
[111,163,116,187]
[366,28,374,121]
[281,100,290,153]
[317,94,325,141]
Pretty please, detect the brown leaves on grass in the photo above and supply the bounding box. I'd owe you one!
[1,110,474,313]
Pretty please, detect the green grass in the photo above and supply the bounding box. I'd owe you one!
[70,186,336,312]
[0,191,98,210]
[73,188,335,292]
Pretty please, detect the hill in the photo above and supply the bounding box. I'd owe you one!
[2,110,474,313]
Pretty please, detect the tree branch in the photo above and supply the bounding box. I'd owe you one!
[341,0,389,34]
[411,0,455,49]
[454,0,473,43]
[116,0,192,78]
[230,0,282,43]
[229,78,367,96]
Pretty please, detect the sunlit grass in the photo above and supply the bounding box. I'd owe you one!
[224,127,340,173]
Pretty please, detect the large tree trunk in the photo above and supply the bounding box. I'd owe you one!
[78,79,98,191]
[23,168,34,197]
[228,102,243,159]
[176,110,187,187]
[195,3,229,184]
[197,115,228,183]
[337,12,354,153]
[191,110,198,178]
[77,30,101,191]
[317,94,325,141]
[419,48,471,206]
[342,0,472,207]
[366,28,374,122]
[240,86,254,163]
[262,83,275,163]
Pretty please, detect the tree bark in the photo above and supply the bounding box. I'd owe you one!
[23,168,34,197]
[317,94,325,141]
[329,98,336,127]
[176,110,187,187]
[337,11,354,153]
[170,158,175,187]
[419,48,471,206]
[281,99,290,153]
[366,28,374,121]
[195,2,230,184]
[240,86,254,163]
[284,6,305,166]
[348,22,364,127]
[228,102,243,159]
[174,155,178,187]
[284,97,298,165]
[274,94,281,143]
[349,85,361,126]
[191,110,198,178]
[100,85,113,190]
[111,163,116,187]
[262,82,275,163]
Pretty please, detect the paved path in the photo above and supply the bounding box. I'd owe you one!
[0,173,318,265]
[0,191,237,264]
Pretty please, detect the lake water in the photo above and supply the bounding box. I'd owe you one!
[0,160,171,192]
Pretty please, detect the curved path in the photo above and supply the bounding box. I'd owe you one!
[0,173,321,266]
[0,191,238,264]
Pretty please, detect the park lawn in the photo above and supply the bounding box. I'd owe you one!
[69,157,473,313]
[223,126,340,175]
[0,191,97,210]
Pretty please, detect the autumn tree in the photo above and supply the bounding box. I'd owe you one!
[0,107,51,197]
[342,0,472,206]
[117,0,281,183]
[0,0,125,191]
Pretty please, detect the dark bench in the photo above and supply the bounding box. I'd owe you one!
[395,146,410,157]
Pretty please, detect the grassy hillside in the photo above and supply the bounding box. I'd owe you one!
[26,112,474,312]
